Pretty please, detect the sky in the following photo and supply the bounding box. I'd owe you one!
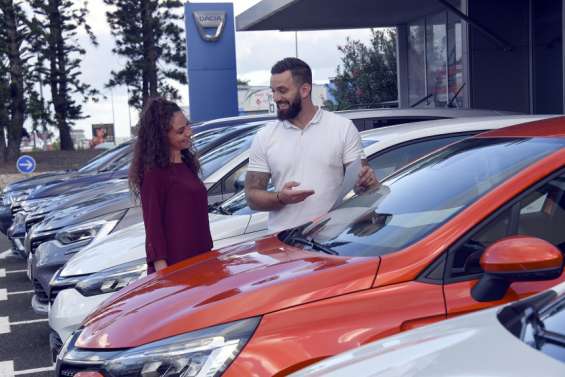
[70,0,374,139]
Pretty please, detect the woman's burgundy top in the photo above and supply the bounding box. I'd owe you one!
[141,163,213,273]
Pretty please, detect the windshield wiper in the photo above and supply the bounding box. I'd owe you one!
[288,236,338,255]
[523,307,565,349]
[208,202,231,215]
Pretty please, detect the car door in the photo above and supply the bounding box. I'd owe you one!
[443,169,565,317]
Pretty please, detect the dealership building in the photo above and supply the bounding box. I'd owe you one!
[236,0,563,115]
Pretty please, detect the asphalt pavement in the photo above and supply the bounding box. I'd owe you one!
[0,232,54,377]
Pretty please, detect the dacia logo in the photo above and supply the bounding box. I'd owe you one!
[193,11,227,42]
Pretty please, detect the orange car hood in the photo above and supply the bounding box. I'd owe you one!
[77,236,379,348]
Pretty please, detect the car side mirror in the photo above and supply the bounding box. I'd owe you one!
[471,236,563,302]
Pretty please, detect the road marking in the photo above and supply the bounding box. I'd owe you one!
[0,317,49,334]
[14,365,55,375]
[0,317,9,334]
[6,269,26,274]
[7,290,33,295]
[0,249,14,259]
[0,289,5,301]
[0,269,5,278]
[0,360,14,377]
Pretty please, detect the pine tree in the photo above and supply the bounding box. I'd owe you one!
[0,0,29,161]
[103,0,187,109]
[329,29,398,111]
[30,0,98,150]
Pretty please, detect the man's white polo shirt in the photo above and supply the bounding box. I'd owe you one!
[248,108,365,231]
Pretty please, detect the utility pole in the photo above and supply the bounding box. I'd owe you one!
[295,31,298,57]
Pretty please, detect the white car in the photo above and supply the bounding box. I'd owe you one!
[48,115,553,351]
[292,281,565,377]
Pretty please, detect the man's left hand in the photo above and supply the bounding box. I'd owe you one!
[356,165,379,191]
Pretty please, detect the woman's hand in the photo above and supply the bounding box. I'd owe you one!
[154,259,168,272]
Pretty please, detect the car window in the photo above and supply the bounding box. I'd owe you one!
[199,128,257,179]
[449,171,565,278]
[78,142,131,173]
[368,133,472,179]
[290,137,564,258]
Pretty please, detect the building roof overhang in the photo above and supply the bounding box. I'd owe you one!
[236,0,446,31]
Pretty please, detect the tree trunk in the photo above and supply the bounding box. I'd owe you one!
[47,0,74,150]
[4,0,25,160]
[141,0,158,106]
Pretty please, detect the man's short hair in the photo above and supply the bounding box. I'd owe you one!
[271,57,312,86]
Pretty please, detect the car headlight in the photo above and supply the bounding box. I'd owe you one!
[62,317,261,377]
[49,267,87,290]
[55,212,123,245]
[75,258,147,297]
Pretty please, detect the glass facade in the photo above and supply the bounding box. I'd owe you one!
[407,1,465,108]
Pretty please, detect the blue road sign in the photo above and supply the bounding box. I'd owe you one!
[16,155,36,174]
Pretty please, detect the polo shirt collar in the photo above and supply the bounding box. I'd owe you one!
[282,107,323,130]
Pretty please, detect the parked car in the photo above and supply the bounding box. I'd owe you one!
[7,179,129,258]
[51,115,558,366]
[27,189,141,313]
[0,141,134,234]
[56,116,565,377]
[292,279,565,376]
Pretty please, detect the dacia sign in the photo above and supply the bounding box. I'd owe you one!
[193,11,226,42]
[185,3,238,122]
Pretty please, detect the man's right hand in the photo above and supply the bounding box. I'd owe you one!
[278,181,315,205]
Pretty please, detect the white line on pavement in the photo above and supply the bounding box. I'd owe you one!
[7,290,33,295]
[14,365,55,375]
[0,360,14,377]
[10,318,48,326]
[0,317,49,334]
[0,269,5,278]
[0,289,5,301]
[5,270,26,274]
[0,249,13,260]
[0,316,9,334]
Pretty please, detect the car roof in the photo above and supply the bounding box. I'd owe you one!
[478,116,565,138]
[360,115,557,145]
[337,107,519,119]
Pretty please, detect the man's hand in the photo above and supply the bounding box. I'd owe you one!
[278,181,315,205]
[355,165,379,192]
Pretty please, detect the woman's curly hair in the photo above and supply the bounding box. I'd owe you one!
[129,97,200,198]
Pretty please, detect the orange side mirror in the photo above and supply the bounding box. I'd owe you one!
[472,235,563,302]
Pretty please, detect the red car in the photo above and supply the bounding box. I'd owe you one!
[58,117,565,377]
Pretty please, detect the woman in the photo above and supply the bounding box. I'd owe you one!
[129,97,213,273]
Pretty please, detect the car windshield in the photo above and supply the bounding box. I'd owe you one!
[78,142,132,173]
[199,128,259,179]
[284,137,564,257]
[193,125,243,151]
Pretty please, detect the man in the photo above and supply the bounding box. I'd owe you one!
[246,57,378,231]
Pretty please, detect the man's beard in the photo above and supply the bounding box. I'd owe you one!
[276,95,302,120]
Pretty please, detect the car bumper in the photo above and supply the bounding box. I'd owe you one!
[49,288,111,346]
[30,239,89,314]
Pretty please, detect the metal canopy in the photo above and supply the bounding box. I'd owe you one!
[236,0,446,31]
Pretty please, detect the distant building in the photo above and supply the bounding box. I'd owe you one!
[237,84,330,114]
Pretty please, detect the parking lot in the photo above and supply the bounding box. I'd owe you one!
[0,233,53,377]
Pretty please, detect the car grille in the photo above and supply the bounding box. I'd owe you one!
[11,203,22,215]
[30,233,55,254]
[33,279,49,305]
[25,216,44,233]
[58,362,103,377]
